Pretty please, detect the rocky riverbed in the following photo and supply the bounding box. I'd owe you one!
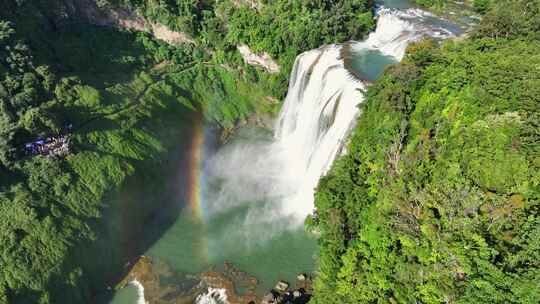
[116,256,314,304]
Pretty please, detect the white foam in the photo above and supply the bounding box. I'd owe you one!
[195,288,228,304]
[130,280,147,304]
[271,7,459,219]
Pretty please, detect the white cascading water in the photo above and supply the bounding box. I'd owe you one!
[197,7,458,304]
[205,4,461,239]
[273,45,366,217]
[207,6,457,224]
[361,8,420,58]
[195,288,228,304]
[130,280,147,304]
[273,7,455,219]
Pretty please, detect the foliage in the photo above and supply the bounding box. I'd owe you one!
[414,0,446,9]
[221,0,374,70]
[107,0,375,88]
[0,18,190,301]
[6,0,539,303]
[474,0,540,40]
[310,2,540,303]
[1,0,364,301]
[110,0,215,37]
[0,21,60,166]
[414,0,494,13]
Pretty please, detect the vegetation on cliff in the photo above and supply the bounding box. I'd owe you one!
[310,1,540,303]
[104,0,375,91]
[0,3,267,304]
[0,0,376,303]
[0,16,197,303]
[414,0,493,13]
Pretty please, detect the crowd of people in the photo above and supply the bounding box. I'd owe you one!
[24,134,71,158]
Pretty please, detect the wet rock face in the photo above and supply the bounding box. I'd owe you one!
[274,281,289,293]
[219,103,277,144]
[116,257,259,304]
[261,273,313,304]
[199,262,259,304]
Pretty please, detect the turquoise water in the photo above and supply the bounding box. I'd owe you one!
[378,0,412,9]
[146,126,318,291]
[147,203,318,291]
[108,126,318,303]
[348,48,397,81]
[108,285,138,304]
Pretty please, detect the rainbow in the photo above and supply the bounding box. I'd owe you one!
[186,116,206,221]
[183,114,211,264]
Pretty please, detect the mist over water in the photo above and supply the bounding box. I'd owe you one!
[204,6,459,237]
[273,46,367,219]
[205,130,300,245]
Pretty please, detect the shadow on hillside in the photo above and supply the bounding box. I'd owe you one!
[2,6,215,302]
[55,109,218,304]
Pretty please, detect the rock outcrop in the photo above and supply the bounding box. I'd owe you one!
[116,256,314,304]
[231,0,263,10]
[261,274,313,304]
[117,257,287,304]
[117,256,202,303]
[72,0,195,44]
[237,45,281,74]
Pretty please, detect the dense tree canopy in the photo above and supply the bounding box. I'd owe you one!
[0,0,378,303]
[221,0,374,70]
[414,0,493,12]
[310,1,540,303]
[106,0,375,81]
[0,0,295,302]
[2,0,538,303]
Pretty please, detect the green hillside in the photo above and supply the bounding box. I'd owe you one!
[310,1,540,303]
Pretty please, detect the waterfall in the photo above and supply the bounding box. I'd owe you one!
[206,6,459,228]
[273,45,366,217]
[273,7,457,219]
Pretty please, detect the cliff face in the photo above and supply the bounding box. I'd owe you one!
[61,0,195,44]
[60,0,281,72]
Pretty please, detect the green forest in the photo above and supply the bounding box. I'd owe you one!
[0,0,375,303]
[1,0,539,303]
[414,0,492,13]
[310,0,540,303]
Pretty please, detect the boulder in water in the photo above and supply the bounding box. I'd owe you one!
[274,281,289,292]
[262,291,277,304]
